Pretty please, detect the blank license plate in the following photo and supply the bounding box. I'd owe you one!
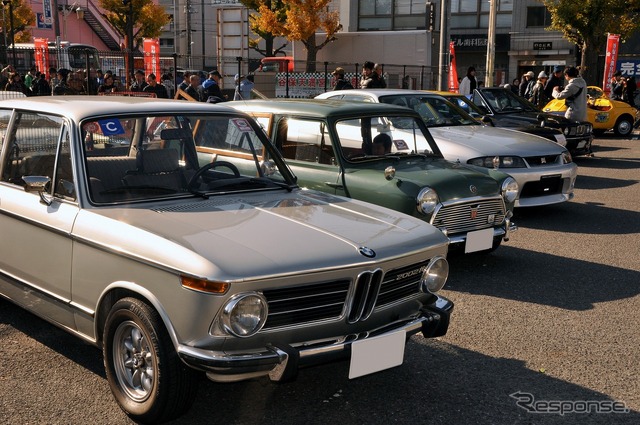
[465,228,494,253]
[349,330,406,379]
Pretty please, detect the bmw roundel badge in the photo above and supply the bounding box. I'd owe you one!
[359,247,376,258]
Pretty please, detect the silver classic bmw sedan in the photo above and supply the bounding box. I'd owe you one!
[0,96,452,423]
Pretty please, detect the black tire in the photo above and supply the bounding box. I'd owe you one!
[103,297,199,424]
[613,116,633,137]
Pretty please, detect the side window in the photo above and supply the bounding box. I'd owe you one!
[276,117,335,165]
[1,112,64,192]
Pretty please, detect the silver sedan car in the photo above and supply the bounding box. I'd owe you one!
[317,89,578,207]
[0,96,452,423]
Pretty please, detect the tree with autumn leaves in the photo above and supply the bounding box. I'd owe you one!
[100,0,170,51]
[241,0,341,72]
[0,0,36,45]
[542,0,640,84]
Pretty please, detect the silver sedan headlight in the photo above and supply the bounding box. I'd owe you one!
[220,293,268,337]
[420,256,449,293]
[561,151,573,164]
[416,187,439,215]
[501,177,519,203]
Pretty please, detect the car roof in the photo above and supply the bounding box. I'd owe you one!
[231,98,422,118]
[0,96,237,121]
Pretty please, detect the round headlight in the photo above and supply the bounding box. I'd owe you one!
[221,293,268,337]
[420,256,449,293]
[416,187,439,215]
[501,177,519,203]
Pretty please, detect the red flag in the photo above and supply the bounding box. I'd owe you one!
[143,39,161,77]
[449,42,459,93]
[602,34,620,95]
[34,38,49,79]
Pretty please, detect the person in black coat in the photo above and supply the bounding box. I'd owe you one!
[142,73,168,98]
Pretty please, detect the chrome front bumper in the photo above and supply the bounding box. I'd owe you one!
[447,215,517,247]
[177,296,453,383]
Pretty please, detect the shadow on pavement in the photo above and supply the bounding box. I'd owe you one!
[170,338,640,425]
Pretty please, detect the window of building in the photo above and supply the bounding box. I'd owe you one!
[358,0,427,31]
[526,6,551,27]
[451,0,513,29]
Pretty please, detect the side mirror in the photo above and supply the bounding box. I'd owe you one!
[23,175,53,206]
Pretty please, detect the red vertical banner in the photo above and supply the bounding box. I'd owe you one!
[143,38,161,77]
[449,42,459,92]
[34,38,49,78]
[602,34,620,95]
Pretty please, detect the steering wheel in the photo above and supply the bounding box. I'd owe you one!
[188,161,241,190]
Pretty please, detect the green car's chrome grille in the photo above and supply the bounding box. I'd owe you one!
[262,260,430,329]
[431,198,506,235]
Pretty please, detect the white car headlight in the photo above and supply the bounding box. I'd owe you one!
[221,293,268,337]
[416,187,439,215]
[501,177,519,203]
[420,256,449,293]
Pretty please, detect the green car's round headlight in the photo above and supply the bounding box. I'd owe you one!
[501,177,519,203]
[221,293,268,337]
[420,256,449,293]
[416,187,439,215]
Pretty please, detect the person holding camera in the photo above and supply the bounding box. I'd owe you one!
[552,66,587,121]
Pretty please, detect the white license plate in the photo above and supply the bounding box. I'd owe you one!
[465,228,495,253]
[349,330,406,379]
[577,140,587,149]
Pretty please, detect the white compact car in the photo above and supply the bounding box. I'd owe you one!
[317,89,578,207]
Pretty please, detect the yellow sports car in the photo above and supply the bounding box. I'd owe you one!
[543,86,640,136]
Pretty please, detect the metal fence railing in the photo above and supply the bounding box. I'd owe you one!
[1,47,439,98]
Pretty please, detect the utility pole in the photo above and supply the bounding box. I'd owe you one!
[123,0,134,87]
[437,0,450,91]
[485,0,497,87]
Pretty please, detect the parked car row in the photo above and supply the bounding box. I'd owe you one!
[0,96,453,424]
[315,89,577,208]
[0,87,592,423]
[436,87,594,157]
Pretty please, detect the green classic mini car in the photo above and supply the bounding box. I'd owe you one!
[225,100,518,253]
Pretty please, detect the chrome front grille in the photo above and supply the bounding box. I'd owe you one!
[432,198,506,235]
[261,260,429,330]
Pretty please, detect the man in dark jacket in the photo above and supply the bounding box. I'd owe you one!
[142,73,168,98]
[544,66,564,99]
[331,67,353,90]
[130,69,148,92]
[199,70,224,101]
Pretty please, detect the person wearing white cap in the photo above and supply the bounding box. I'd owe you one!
[529,71,549,108]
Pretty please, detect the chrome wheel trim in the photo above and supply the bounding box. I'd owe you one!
[112,320,156,402]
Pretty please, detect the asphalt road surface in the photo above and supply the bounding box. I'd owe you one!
[1,134,639,425]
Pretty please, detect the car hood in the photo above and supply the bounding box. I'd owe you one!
[370,156,503,200]
[492,110,572,127]
[75,189,447,280]
[429,125,565,161]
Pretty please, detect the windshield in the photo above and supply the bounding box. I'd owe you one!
[334,114,442,160]
[476,88,538,113]
[379,94,479,127]
[83,113,292,204]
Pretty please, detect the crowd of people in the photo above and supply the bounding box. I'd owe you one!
[0,64,179,98]
[330,60,387,91]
